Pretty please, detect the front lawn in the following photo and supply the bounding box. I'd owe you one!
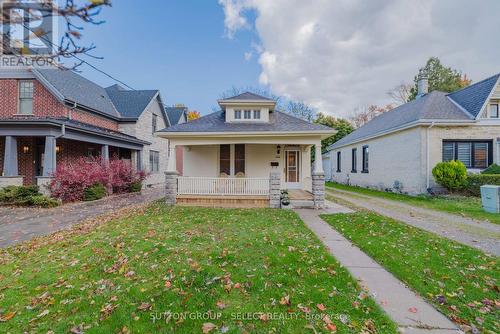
[0,204,396,333]
[326,182,500,225]
[321,212,499,334]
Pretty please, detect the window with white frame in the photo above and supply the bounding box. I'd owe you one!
[244,110,251,119]
[234,110,242,119]
[149,150,159,172]
[253,109,261,119]
[19,81,34,114]
[489,103,499,118]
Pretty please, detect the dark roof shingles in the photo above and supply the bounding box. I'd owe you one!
[221,92,275,101]
[165,107,187,125]
[105,86,158,119]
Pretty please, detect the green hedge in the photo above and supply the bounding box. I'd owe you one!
[0,185,59,208]
[129,181,142,193]
[83,183,107,201]
[465,174,500,196]
[481,163,500,174]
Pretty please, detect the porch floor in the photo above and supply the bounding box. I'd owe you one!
[288,189,313,201]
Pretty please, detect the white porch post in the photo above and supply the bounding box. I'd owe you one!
[314,141,323,173]
[42,136,57,176]
[3,136,19,176]
[165,143,178,205]
[312,141,325,209]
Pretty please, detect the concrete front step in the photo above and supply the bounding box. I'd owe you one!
[290,199,315,208]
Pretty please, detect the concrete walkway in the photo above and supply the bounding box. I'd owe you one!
[0,187,163,248]
[296,202,462,334]
[326,187,500,256]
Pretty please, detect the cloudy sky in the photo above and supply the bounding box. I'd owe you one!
[79,0,500,118]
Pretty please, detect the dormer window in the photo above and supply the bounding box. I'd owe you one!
[234,110,242,119]
[244,110,251,119]
[253,110,261,119]
[489,103,499,118]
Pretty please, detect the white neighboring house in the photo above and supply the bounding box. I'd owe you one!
[157,92,336,208]
[323,72,500,194]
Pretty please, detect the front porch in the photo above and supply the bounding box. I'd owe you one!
[0,120,147,192]
[163,139,326,209]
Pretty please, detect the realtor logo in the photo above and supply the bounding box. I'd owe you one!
[0,0,57,67]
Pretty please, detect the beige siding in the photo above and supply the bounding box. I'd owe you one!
[330,127,426,194]
[181,144,313,191]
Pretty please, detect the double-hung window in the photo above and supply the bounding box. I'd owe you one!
[234,144,245,175]
[489,103,499,118]
[219,144,245,176]
[234,110,242,119]
[244,110,251,119]
[19,81,34,114]
[362,146,369,173]
[442,140,492,169]
[149,151,159,172]
[253,109,261,119]
[336,151,341,172]
[351,148,357,172]
[219,144,231,175]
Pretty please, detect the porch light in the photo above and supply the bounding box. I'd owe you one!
[22,145,30,154]
[56,145,61,153]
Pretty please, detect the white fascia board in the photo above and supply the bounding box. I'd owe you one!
[156,130,336,140]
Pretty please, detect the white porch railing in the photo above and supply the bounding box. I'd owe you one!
[178,177,270,196]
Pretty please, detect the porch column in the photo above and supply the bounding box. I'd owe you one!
[3,136,19,176]
[312,141,325,209]
[269,171,281,208]
[137,150,143,171]
[42,136,57,176]
[165,143,178,205]
[101,144,109,162]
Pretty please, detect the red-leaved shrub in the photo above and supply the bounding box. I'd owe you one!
[49,156,147,202]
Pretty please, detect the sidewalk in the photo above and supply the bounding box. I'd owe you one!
[295,202,462,334]
[0,187,164,248]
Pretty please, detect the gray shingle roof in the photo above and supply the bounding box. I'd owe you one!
[159,110,333,133]
[105,85,158,119]
[165,107,187,125]
[34,69,120,118]
[220,92,275,101]
[447,73,500,118]
[329,91,473,150]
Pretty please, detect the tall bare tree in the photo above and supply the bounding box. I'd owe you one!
[387,82,412,105]
[350,104,393,128]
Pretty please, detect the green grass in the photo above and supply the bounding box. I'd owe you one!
[321,212,500,333]
[326,182,500,225]
[0,204,397,334]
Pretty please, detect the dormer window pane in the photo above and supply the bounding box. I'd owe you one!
[244,110,251,119]
[234,110,242,119]
[490,104,499,118]
[253,110,261,119]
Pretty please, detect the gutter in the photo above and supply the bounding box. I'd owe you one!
[426,122,435,191]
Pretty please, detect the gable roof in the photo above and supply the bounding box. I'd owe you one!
[105,85,159,119]
[158,110,333,134]
[328,73,500,151]
[33,68,120,118]
[220,92,275,102]
[165,107,187,125]
[329,91,473,150]
[447,73,500,118]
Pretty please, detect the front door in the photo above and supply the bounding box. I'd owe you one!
[285,150,301,189]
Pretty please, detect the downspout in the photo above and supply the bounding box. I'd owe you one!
[426,122,435,192]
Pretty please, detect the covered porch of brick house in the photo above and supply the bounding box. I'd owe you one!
[162,135,326,209]
[0,120,147,193]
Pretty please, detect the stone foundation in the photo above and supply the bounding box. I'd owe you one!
[0,176,24,189]
[36,176,53,197]
[269,171,281,208]
[164,171,178,205]
[312,172,325,209]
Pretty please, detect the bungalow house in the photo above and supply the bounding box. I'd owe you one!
[0,67,172,190]
[323,72,500,194]
[157,92,336,208]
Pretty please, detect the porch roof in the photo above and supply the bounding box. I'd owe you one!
[0,118,149,150]
[157,110,335,139]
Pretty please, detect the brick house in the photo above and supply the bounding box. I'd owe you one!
[0,68,172,190]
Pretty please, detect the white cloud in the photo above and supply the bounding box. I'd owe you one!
[219,0,500,117]
[244,51,253,61]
